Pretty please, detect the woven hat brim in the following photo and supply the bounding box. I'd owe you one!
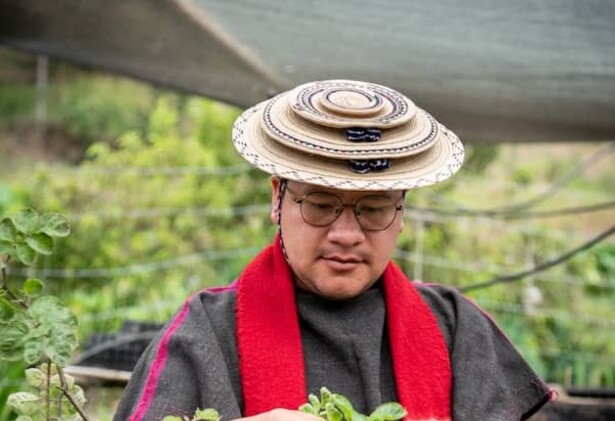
[233,103,465,191]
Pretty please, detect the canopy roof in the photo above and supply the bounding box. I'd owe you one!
[1,0,614,143]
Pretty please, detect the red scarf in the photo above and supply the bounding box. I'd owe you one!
[236,237,452,420]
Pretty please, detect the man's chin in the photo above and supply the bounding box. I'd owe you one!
[314,277,373,301]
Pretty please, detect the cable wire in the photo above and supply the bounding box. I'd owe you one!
[424,142,614,215]
[72,332,159,365]
[460,225,615,292]
[70,204,270,221]
[394,249,614,290]
[7,247,262,278]
[30,163,255,177]
[408,200,615,219]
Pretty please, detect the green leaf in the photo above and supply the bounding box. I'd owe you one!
[48,338,76,366]
[15,242,36,265]
[72,384,87,407]
[24,367,46,388]
[0,217,17,241]
[0,240,12,252]
[23,338,44,365]
[325,402,344,421]
[368,403,407,421]
[332,394,354,420]
[51,327,79,349]
[299,403,317,415]
[39,362,58,376]
[29,296,78,328]
[351,413,369,421]
[49,373,63,388]
[22,278,44,297]
[162,417,185,421]
[15,415,35,421]
[40,213,71,238]
[27,297,78,364]
[7,392,40,415]
[192,408,220,421]
[0,320,28,361]
[308,393,321,412]
[11,209,40,235]
[0,296,16,321]
[25,233,54,255]
[320,386,333,406]
[45,388,85,419]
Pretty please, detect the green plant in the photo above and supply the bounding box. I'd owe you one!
[163,408,220,421]
[0,208,89,420]
[164,388,406,421]
[299,387,407,421]
[0,361,27,421]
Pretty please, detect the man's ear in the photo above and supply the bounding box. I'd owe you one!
[270,177,281,225]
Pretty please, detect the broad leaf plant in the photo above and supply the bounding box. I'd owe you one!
[0,209,89,420]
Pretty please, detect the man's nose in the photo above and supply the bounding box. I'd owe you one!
[326,206,365,245]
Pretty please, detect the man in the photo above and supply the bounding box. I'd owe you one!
[114,80,551,421]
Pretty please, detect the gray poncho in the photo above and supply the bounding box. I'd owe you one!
[114,241,550,421]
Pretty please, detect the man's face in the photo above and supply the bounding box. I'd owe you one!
[271,178,405,300]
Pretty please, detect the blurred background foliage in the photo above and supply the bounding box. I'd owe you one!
[0,48,613,419]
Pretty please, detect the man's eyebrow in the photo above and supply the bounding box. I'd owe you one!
[288,182,401,199]
[311,190,399,200]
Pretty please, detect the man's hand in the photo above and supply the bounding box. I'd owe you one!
[232,408,322,421]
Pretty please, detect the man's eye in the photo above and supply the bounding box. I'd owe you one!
[361,205,387,214]
[309,201,335,211]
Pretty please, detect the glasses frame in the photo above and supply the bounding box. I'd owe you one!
[284,184,404,231]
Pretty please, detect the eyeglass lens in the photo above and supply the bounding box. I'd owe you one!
[299,192,400,231]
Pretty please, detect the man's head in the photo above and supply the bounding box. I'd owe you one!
[232,79,464,298]
[271,177,405,300]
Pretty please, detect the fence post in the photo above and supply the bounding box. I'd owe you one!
[35,54,48,139]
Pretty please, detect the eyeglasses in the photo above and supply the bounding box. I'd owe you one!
[285,185,404,231]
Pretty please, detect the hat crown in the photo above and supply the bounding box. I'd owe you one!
[290,79,415,128]
[320,87,384,116]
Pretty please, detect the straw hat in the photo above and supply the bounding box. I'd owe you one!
[232,79,464,191]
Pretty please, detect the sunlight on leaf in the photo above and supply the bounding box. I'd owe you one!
[40,213,71,238]
[0,296,16,321]
[25,233,54,255]
[7,392,40,415]
[0,217,17,241]
[22,278,45,298]
[193,407,220,421]
[24,367,45,389]
[0,320,28,361]
[15,242,36,265]
[11,209,39,235]
[368,403,407,421]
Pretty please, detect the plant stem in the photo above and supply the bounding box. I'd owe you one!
[1,264,28,309]
[1,265,10,293]
[46,361,51,421]
[57,365,91,421]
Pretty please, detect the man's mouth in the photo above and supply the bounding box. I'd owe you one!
[322,254,364,270]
